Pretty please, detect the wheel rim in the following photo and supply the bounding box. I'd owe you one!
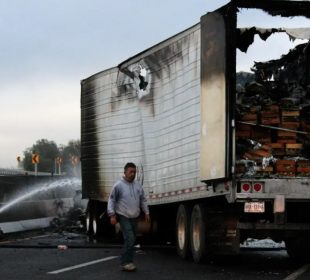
[178,215,185,250]
[86,213,90,232]
[93,218,97,235]
[192,213,201,252]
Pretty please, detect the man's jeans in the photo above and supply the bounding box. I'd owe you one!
[118,215,138,265]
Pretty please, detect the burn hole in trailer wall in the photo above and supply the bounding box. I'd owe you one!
[235,7,310,178]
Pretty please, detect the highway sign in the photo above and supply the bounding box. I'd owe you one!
[32,154,40,164]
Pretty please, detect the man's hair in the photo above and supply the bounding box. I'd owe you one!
[124,162,136,171]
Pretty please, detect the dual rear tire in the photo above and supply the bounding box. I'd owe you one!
[86,210,100,236]
[190,204,207,263]
[176,204,191,259]
[86,200,109,238]
[176,204,207,263]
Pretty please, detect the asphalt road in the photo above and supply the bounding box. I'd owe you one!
[0,231,309,280]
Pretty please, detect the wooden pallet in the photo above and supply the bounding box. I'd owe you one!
[256,165,274,174]
[268,142,285,156]
[279,122,300,130]
[277,139,297,144]
[286,143,303,156]
[276,160,296,173]
[281,111,300,123]
[277,131,297,138]
[241,113,257,122]
[296,160,310,176]
[262,105,280,112]
[261,116,280,125]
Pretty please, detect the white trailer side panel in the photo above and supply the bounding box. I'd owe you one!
[81,24,204,202]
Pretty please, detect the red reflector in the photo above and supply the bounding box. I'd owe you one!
[253,183,263,192]
[242,183,251,192]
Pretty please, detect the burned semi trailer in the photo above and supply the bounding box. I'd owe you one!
[81,0,310,262]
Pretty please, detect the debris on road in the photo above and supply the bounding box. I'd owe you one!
[50,207,85,233]
[57,244,68,250]
[241,238,286,249]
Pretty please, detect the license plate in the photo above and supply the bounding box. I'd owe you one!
[244,202,265,213]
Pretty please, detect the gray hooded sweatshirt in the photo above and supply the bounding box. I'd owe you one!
[107,177,149,218]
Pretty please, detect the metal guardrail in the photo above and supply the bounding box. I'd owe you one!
[0,168,57,176]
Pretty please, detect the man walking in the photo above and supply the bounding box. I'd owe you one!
[108,162,150,272]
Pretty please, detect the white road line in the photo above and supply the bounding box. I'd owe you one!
[282,263,310,280]
[47,256,118,275]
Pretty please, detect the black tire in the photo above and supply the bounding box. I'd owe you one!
[85,207,94,235]
[176,204,191,259]
[92,213,100,237]
[190,204,207,263]
[85,200,106,237]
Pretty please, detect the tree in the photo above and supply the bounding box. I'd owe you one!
[22,139,81,176]
[23,139,59,173]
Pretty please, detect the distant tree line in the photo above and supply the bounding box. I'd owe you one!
[22,139,80,176]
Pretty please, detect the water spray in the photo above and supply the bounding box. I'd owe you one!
[0,178,81,214]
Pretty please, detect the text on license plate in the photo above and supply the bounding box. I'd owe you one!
[244,202,265,213]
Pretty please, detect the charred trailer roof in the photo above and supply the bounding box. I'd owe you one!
[234,0,310,18]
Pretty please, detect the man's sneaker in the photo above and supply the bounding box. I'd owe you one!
[121,263,136,272]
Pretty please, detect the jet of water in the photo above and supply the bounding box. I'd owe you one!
[0,178,81,214]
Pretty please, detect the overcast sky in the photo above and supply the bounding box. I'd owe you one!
[0,0,309,168]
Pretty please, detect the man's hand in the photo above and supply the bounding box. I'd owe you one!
[145,214,150,223]
[110,215,117,225]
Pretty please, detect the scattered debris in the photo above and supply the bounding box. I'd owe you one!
[241,238,285,249]
[57,244,68,250]
[50,207,85,233]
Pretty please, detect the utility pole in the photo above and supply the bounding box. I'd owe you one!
[34,163,38,176]
[56,156,63,175]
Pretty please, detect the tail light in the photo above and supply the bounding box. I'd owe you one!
[241,183,251,193]
[253,182,264,193]
[240,182,264,193]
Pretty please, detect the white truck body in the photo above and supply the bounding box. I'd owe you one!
[81,0,310,261]
[81,22,230,204]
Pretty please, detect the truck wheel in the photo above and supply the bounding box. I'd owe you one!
[91,208,105,238]
[86,210,94,235]
[176,204,191,259]
[92,215,99,236]
[85,200,101,237]
[190,204,207,263]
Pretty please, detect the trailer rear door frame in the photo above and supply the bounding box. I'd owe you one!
[200,5,236,183]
